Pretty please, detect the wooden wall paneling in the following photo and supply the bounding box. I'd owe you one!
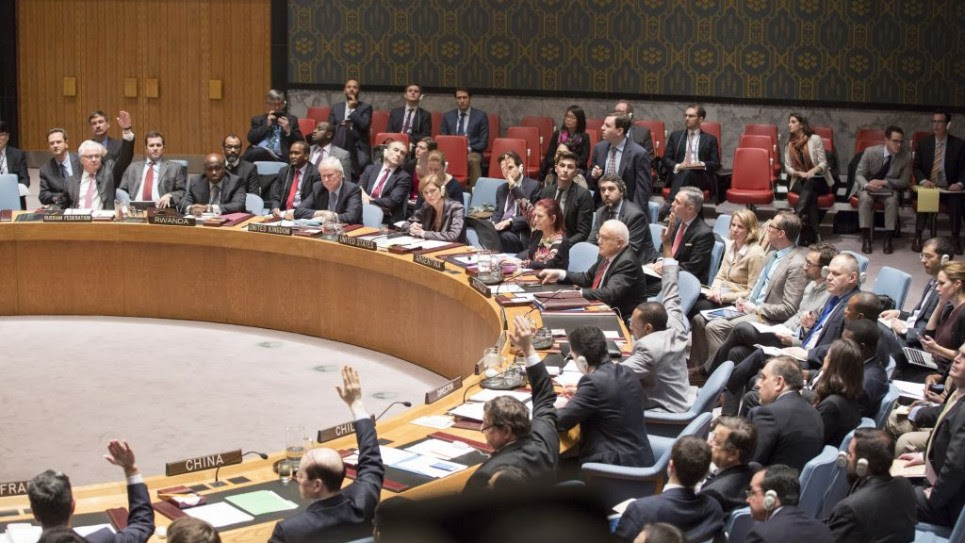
[0,228,19,315]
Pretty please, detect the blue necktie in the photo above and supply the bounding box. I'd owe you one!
[748,251,779,303]
[802,296,840,347]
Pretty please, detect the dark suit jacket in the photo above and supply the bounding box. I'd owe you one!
[540,181,594,245]
[615,487,724,542]
[226,159,260,194]
[39,153,81,206]
[359,164,412,223]
[541,130,591,176]
[859,356,889,418]
[65,137,134,210]
[662,129,722,173]
[95,136,122,162]
[669,217,716,283]
[804,288,859,368]
[246,113,304,159]
[520,232,570,270]
[919,391,965,524]
[492,176,541,230]
[628,124,655,168]
[913,134,965,185]
[749,391,824,470]
[700,463,759,513]
[388,105,431,142]
[440,108,488,152]
[118,159,186,207]
[746,505,834,543]
[268,418,384,543]
[295,180,362,224]
[563,245,648,320]
[464,362,559,492]
[329,101,373,172]
[825,475,917,543]
[181,172,247,214]
[588,200,656,263]
[901,280,941,348]
[267,164,319,211]
[590,137,652,208]
[406,199,465,242]
[556,362,653,467]
[83,482,155,543]
[817,394,862,447]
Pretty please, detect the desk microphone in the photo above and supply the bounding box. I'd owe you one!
[375,401,412,421]
[213,450,269,484]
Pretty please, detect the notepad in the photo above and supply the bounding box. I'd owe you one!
[185,502,253,528]
[225,490,298,516]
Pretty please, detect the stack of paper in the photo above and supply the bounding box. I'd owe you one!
[404,438,475,460]
[225,490,299,516]
[185,502,253,528]
[4,524,41,543]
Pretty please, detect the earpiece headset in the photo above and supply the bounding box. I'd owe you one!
[941,254,951,265]
[763,489,778,513]
[835,451,869,478]
[574,355,589,374]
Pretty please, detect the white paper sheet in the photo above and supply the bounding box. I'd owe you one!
[409,415,456,429]
[4,524,41,543]
[893,379,925,400]
[469,389,531,403]
[449,402,486,421]
[748,322,794,336]
[393,455,468,478]
[404,438,474,460]
[184,502,254,528]
[74,524,116,537]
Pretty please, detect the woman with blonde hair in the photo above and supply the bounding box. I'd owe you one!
[405,173,465,242]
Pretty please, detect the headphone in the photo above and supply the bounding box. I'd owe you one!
[763,489,778,512]
[835,451,869,478]
[573,355,590,374]
[942,254,951,265]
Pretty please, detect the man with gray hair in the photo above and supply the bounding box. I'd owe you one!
[589,173,656,263]
[295,156,362,223]
[647,186,715,294]
[66,110,135,210]
[538,219,648,320]
[243,89,304,163]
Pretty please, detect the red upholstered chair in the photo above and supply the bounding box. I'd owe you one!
[431,111,442,138]
[482,113,501,172]
[813,126,834,151]
[487,138,527,178]
[854,137,879,155]
[743,124,780,178]
[725,148,774,206]
[636,120,666,159]
[369,110,390,146]
[506,126,542,177]
[298,118,316,138]
[738,134,778,183]
[585,129,600,168]
[700,122,721,146]
[306,106,330,123]
[435,135,469,181]
[856,128,885,142]
[521,116,555,155]
[374,133,409,150]
[586,118,606,133]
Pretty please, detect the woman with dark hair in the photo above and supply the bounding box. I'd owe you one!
[785,113,829,245]
[519,197,569,270]
[813,338,865,446]
[540,105,589,179]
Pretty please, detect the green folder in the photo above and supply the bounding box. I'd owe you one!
[225,490,299,516]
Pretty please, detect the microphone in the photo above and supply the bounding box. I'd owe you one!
[213,450,269,485]
[375,401,412,421]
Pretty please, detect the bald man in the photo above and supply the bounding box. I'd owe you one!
[268,367,385,543]
[181,154,247,215]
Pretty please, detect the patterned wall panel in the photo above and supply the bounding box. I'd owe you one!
[288,0,965,108]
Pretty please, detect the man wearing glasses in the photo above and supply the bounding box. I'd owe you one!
[856,125,911,254]
[66,111,135,210]
[912,111,965,254]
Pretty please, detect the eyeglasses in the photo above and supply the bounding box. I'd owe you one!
[81,155,102,161]
[766,223,784,232]
[804,260,821,268]
[745,488,764,498]
[889,139,905,145]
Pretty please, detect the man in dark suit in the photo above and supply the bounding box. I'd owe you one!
[66,111,135,210]
[648,186,715,283]
[243,89,304,164]
[88,110,122,161]
[748,357,825,470]
[492,151,541,253]
[745,465,834,543]
[296,156,362,224]
[269,366,384,543]
[360,139,411,223]
[614,100,655,169]
[899,344,965,527]
[267,141,318,217]
[701,416,760,513]
[222,134,259,195]
[540,151,594,245]
[306,121,353,179]
[39,128,80,208]
[464,315,559,493]
[589,111,651,209]
[589,174,656,263]
[912,111,965,253]
[27,440,155,543]
[539,220,647,319]
[0,120,30,209]
[328,79,373,178]
[825,428,917,543]
[556,325,653,468]
[856,126,911,254]
[660,104,721,219]
[440,88,488,185]
[388,83,431,146]
[841,318,891,419]
[181,154,246,215]
[616,437,723,542]
[118,131,186,209]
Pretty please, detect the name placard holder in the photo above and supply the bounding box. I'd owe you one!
[469,277,492,298]
[425,376,462,404]
[414,253,446,271]
[248,223,293,236]
[0,480,29,497]
[165,449,243,476]
[338,234,377,251]
[148,214,196,227]
[43,214,92,223]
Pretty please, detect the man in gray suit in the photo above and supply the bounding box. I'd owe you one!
[307,121,352,179]
[67,111,135,210]
[118,131,186,209]
[856,125,910,254]
[697,211,808,367]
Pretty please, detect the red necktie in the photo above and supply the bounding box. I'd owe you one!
[142,162,154,201]
[371,168,390,198]
[285,168,302,209]
[591,259,610,288]
[402,109,413,134]
[84,174,96,208]
[672,222,687,255]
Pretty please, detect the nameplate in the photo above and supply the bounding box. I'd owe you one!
[43,214,91,223]
[248,223,292,236]
[425,376,463,404]
[414,253,446,271]
[165,449,243,476]
[148,214,196,226]
[0,480,29,497]
[338,234,377,251]
[469,277,492,298]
